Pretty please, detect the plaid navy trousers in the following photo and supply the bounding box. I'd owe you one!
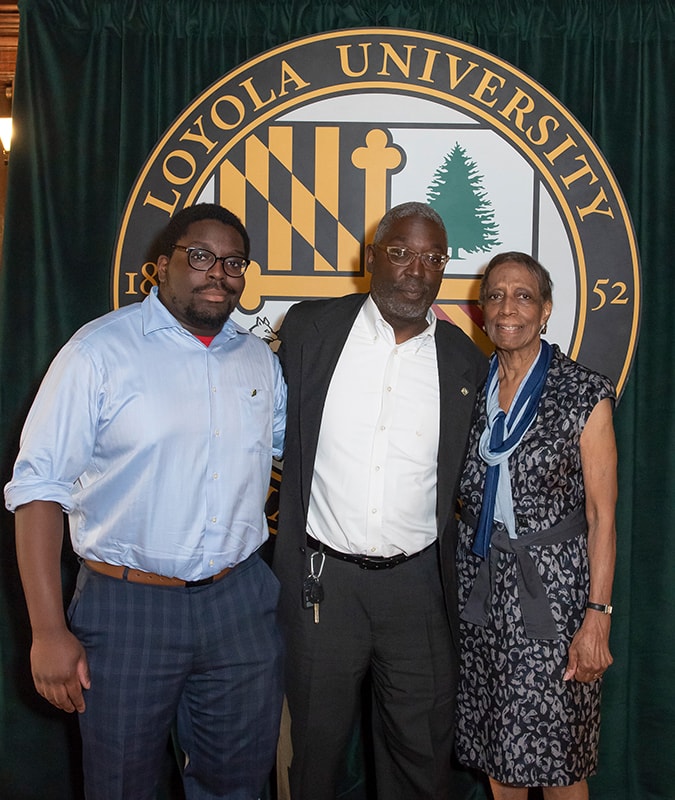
[68,551,283,799]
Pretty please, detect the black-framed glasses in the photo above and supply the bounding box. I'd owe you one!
[170,245,250,277]
[374,243,450,272]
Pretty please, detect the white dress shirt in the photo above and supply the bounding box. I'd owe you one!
[307,296,440,558]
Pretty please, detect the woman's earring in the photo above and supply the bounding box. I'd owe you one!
[540,322,548,335]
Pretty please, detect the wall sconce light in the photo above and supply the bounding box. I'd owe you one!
[0,116,12,162]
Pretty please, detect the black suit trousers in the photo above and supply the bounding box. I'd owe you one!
[284,544,458,800]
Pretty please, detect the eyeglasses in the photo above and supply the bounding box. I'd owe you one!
[170,245,250,277]
[374,244,450,272]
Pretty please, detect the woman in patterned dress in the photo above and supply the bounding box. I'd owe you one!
[454,252,617,800]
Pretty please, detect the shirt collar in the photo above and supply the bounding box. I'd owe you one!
[142,286,248,343]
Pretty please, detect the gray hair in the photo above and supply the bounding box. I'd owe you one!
[479,251,554,306]
[372,202,447,246]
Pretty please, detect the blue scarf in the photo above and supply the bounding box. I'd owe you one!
[472,340,553,559]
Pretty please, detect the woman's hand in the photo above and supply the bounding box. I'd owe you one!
[564,611,613,682]
[565,397,618,683]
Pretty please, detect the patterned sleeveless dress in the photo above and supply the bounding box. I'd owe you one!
[454,344,615,786]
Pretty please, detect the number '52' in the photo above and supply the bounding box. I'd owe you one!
[591,279,629,310]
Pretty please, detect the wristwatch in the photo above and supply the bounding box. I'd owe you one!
[587,601,613,615]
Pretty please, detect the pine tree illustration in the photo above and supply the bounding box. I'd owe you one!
[427,142,501,259]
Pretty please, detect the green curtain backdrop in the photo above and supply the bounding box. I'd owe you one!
[0,1,673,798]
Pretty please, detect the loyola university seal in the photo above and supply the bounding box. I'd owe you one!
[112,27,640,397]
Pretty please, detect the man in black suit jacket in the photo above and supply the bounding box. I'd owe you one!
[273,202,487,800]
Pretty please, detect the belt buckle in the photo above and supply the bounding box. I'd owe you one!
[360,554,401,570]
[184,575,215,588]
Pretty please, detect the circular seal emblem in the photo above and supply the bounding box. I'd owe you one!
[112,27,640,396]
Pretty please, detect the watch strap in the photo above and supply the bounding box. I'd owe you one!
[587,601,613,615]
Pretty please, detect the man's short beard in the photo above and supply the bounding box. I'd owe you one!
[370,282,435,324]
[183,301,232,330]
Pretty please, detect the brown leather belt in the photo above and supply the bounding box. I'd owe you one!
[84,559,233,587]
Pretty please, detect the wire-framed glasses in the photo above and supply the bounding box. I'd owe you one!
[374,243,450,272]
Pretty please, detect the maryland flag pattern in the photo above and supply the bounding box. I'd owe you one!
[215,123,404,275]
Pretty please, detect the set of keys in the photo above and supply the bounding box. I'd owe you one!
[302,551,325,623]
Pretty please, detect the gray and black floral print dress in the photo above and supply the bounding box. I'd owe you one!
[455,344,615,786]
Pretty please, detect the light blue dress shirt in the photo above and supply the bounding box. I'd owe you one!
[5,287,286,581]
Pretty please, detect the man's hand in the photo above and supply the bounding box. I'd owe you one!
[30,628,91,712]
[14,500,91,712]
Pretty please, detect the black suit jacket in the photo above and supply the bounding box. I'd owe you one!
[273,293,487,647]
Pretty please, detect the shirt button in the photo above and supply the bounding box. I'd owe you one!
[211,516,217,523]
[212,386,217,393]
[213,472,219,480]
[209,559,214,567]
[386,386,392,392]
[370,547,377,553]
[371,508,377,514]
[374,465,380,472]
[214,429,221,437]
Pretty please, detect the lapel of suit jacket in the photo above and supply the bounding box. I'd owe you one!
[435,327,480,537]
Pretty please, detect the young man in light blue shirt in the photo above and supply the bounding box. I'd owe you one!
[5,203,286,800]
